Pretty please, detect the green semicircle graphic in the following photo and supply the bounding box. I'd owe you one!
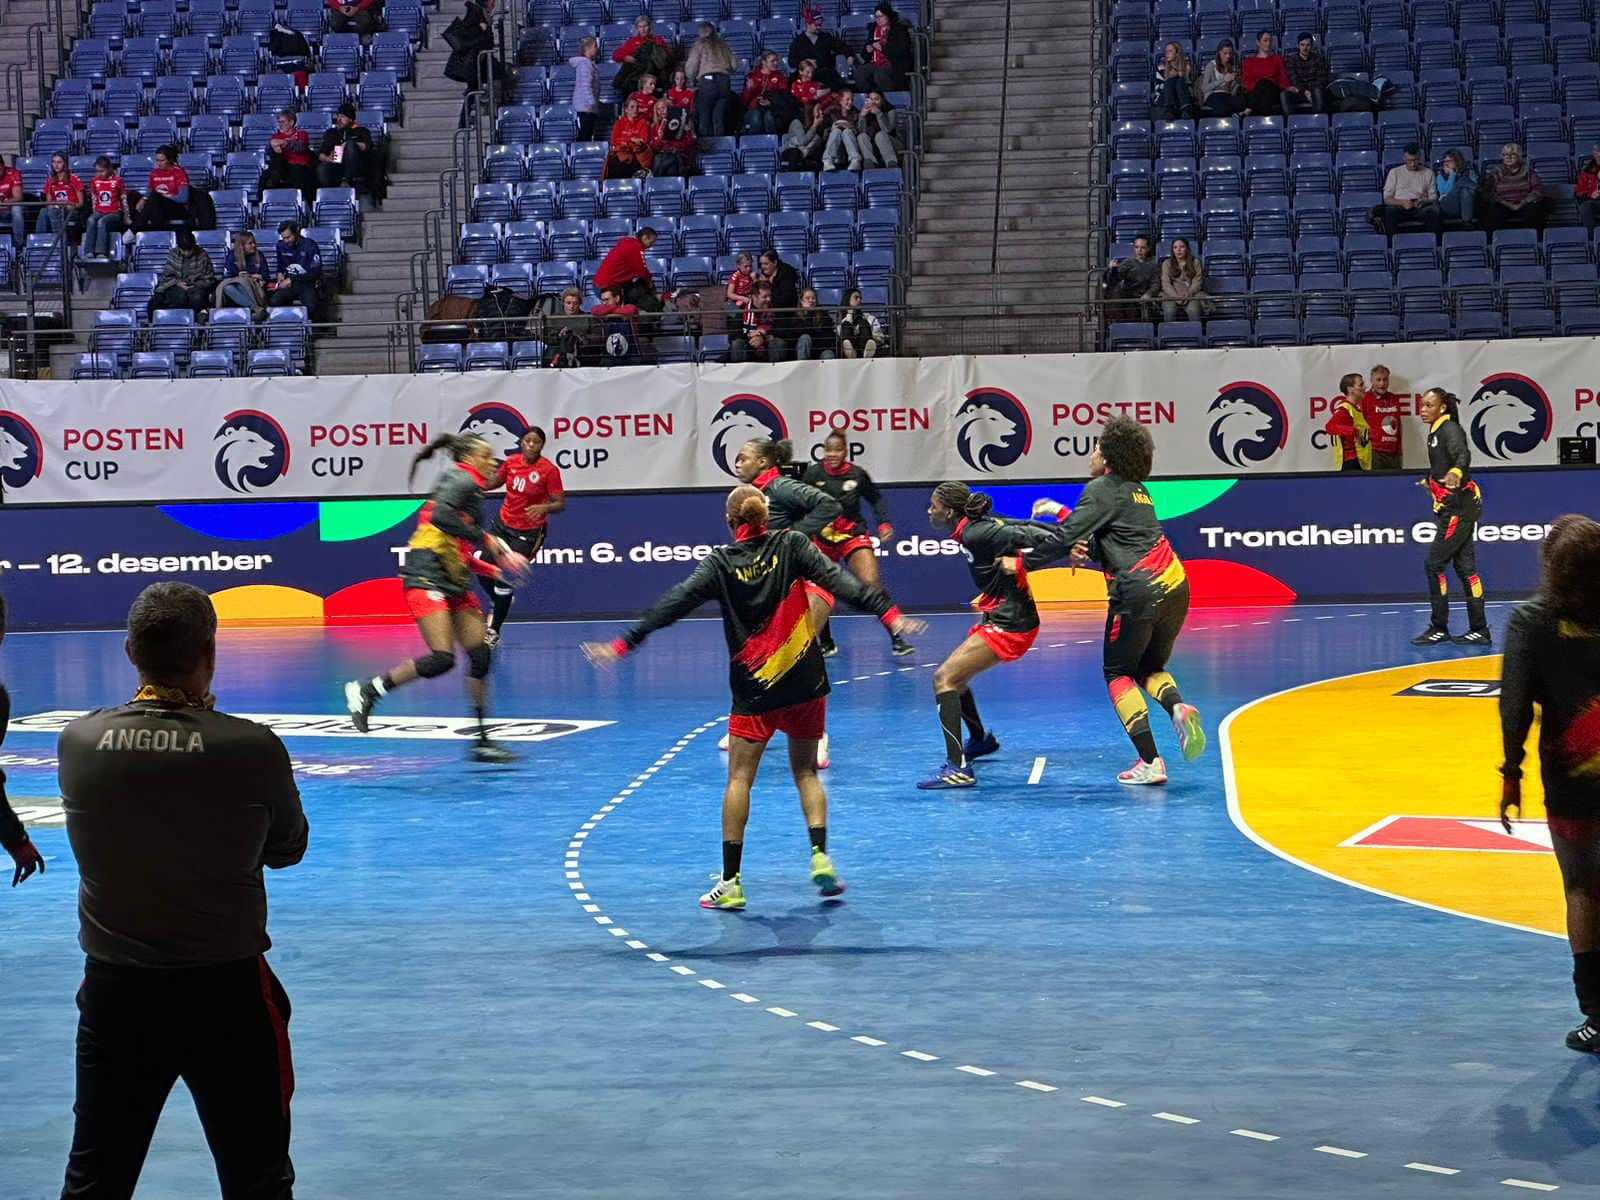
[1144,478,1237,520]
[318,499,425,542]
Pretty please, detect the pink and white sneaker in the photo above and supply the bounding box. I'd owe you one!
[816,732,831,770]
[1117,757,1168,786]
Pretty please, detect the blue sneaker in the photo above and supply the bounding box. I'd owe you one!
[962,730,1000,761]
[917,761,976,790]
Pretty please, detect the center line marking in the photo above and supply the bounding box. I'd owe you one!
[807,1021,839,1032]
[1081,1096,1127,1108]
[956,1065,995,1077]
[669,965,695,976]
[730,993,759,1003]
[851,1035,887,1046]
[901,1050,939,1061]
[1501,1180,1560,1192]
[698,979,725,990]
[766,1007,797,1018]
[1405,1163,1460,1176]
[645,952,669,963]
[1229,1129,1278,1142]
[1153,1112,1200,1125]
[1017,1080,1057,1093]
[1028,756,1046,785]
[1314,1146,1367,1159]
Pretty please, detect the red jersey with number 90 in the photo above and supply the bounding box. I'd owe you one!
[497,453,563,531]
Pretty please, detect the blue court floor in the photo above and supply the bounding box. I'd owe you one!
[2,602,1596,1199]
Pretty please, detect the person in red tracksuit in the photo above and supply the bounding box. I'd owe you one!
[480,426,565,646]
[1362,363,1405,470]
[741,52,790,134]
[1323,372,1372,471]
[593,225,661,310]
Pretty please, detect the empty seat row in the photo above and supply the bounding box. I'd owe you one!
[69,33,415,82]
[1106,309,1600,350]
[51,71,402,122]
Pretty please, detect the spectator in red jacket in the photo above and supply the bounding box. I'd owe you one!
[264,110,317,205]
[594,226,662,311]
[1241,30,1289,116]
[134,144,192,231]
[328,0,381,35]
[666,68,696,112]
[1362,364,1405,470]
[1323,373,1372,472]
[789,57,829,108]
[649,98,697,177]
[628,72,661,120]
[0,154,25,245]
[1577,142,1600,231]
[612,13,672,99]
[742,52,789,134]
[602,95,656,178]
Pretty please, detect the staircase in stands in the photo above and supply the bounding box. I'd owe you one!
[0,0,60,144]
[903,0,1098,354]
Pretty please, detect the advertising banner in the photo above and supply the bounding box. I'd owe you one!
[0,469,1590,630]
[0,339,1596,505]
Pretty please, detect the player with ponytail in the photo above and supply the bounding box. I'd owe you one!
[342,433,530,763]
[1413,386,1490,646]
[583,485,923,911]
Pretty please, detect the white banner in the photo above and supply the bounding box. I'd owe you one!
[1,337,1595,503]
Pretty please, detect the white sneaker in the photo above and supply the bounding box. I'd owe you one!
[1117,757,1167,786]
[718,732,730,751]
[816,731,831,770]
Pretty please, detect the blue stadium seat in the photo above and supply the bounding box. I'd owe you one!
[148,309,198,364]
[1106,321,1155,351]
[516,181,559,220]
[1204,318,1253,348]
[679,213,723,256]
[559,179,600,218]
[265,306,312,366]
[119,38,166,82]
[723,212,765,256]
[73,352,122,380]
[248,348,295,377]
[188,349,237,378]
[1455,310,1505,339]
[548,217,590,260]
[465,341,510,371]
[313,188,360,239]
[113,271,159,311]
[69,38,113,81]
[256,75,301,116]
[91,309,139,366]
[1156,321,1205,350]
[322,34,365,80]
[767,211,809,260]
[207,308,255,358]
[458,224,505,265]
[102,79,146,121]
[511,340,546,369]
[645,175,687,216]
[130,351,178,380]
[172,36,215,80]
[569,142,608,179]
[1402,312,1451,341]
[602,178,644,217]
[688,176,730,215]
[491,262,536,296]
[504,220,549,262]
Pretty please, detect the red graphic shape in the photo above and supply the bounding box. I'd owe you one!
[1183,559,1298,607]
[1353,816,1547,853]
[323,577,413,625]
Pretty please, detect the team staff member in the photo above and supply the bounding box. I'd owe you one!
[345,433,526,763]
[58,583,308,1199]
[1362,364,1404,470]
[802,428,914,658]
[582,485,922,910]
[481,426,565,648]
[1413,387,1491,646]
[1322,372,1372,472]
[1028,416,1204,786]
[1,593,47,887]
[1498,515,1600,1052]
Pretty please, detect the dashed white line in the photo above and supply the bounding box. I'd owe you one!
[625,940,648,949]
[1501,1180,1560,1192]
[956,1065,995,1077]
[851,1035,887,1047]
[807,1021,840,1032]
[1314,1146,1368,1159]
[901,1050,940,1062]
[1081,1096,1127,1108]
[1153,1112,1200,1125]
[766,1007,797,1018]
[582,903,600,913]
[1028,756,1047,785]
[1230,1129,1278,1142]
[1017,1080,1058,1093]
[730,993,760,1004]
[1405,1163,1460,1176]
[645,952,669,963]
[608,927,628,937]
[698,978,726,990]
[669,965,695,976]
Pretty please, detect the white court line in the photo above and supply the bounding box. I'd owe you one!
[1230,1129,1279,1142]
[807,1021,840,1032]
[698,979,725,990]
[767,1007,797,1017]
[1017,1080,1058,1093]
[1153,1112,1200,1125]
[1314,1146,1368,1158]
[669,965,695,976]
[1028,756,1047,785]
[902,1050,940,1062]
[1405,1163,1461,1176]
[730,993,760,1003]
[957,1065,995,1077]
[1501,1180,1560,1192]
[851,1035,887,1047]
[1081,1096,1127,1108]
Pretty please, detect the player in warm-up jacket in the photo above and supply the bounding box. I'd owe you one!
[1412,386,1491,647]
[583,485,922,911]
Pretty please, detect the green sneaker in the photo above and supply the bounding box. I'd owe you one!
[1172,703,1206,763]
[700,874,746,911]
[810,850,846,898]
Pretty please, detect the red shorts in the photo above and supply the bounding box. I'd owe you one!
[727,696,828,744]
[970,620,1039,663]
[1549,814,1600,844]
[803,580,835,609]
[814,534,875,564]
[405,586,482,620]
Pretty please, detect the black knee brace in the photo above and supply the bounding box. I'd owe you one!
[414,649,455,678]
[467,643,492,679]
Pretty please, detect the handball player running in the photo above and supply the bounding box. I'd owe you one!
[802,427,914,658]
[1026,416,1203,785]
[344,434,529,763]
[583,485,923,910]
[1413,387,1491,646]
[1499,515,1600,1052]
[481,425,565,649]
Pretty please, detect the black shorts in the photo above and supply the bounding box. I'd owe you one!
[491,520,547,560]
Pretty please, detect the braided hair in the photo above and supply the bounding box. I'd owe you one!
[410,432,491,486]
[933,481,994,520]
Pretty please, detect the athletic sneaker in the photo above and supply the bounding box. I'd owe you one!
[1117,757,1168,786]
[819,638,839,658]
[1567,1021,1600,1053]
[1453,629,1493,646]
[917,761,976,790]
[1411,627,1451,646]
[890,635,915,656]
[816,732,831,770]
[962,729,1001,761]
[482,627,500,649]
[700,874,746,911]
[717,732,731,751]
[344,679,377,733]
[469,741,517,764]
[1172,703,1206,762]
[810,850,846,897]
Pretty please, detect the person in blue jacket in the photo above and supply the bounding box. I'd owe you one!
[269,220,323,317]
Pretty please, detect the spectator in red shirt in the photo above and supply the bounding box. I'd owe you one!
[1362,364,1405,470]
[0,154,25,246]
[594,225,662,311]
[82,156,129,261]
[328,0,381,35]
[741,52,789,135]
[731,280,776,361]
[134,144,192,231]
[592,285,638,318]
[1323,372,1372,472]
[1241,30,1289,116]
[665,68,696,112]
[650,98,697,177]
[789,58,829,109]
[40,152,85,240]
[725,250,756,318]
[628,72,661,120]
[1575,142,1600,231]
[264,110,317,205]
[602,95,656,179]
[612,13,671,100]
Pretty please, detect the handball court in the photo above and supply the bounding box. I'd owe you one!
[3,602,1595,1199]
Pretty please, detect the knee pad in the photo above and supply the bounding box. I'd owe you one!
[467,643,492,679]
[414,649,455,679]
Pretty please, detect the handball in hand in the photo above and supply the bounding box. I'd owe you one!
[499,550,532,585]
[1032,498,1065,520]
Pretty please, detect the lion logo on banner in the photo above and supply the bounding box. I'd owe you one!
[459,403,529,460]
[213,411,290,493]
[1206,384,1288,468]
[954,389,1031,473]
[1465,375,1552,461]
[0,411,45,493]
[709,395,787,477]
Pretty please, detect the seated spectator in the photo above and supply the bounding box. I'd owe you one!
[1104,234,1160,317]
[327,0,381,35]
[789,58,831,110]
[0,154,25,245]
[268,220,322,317]
[264,110,317,207]
[628,72,661,120]
[665,68,696,112]
[725,250,756,319]
[789,9,851,89]
[732,326,771,362]
[684,23,737,139]
[1577,143,1600,231]
[594,225,663,311]
[318,104,383,206]
[1478,143,1550,232]
[592,285,637,318]
[857,90,900,167]
[836,288,883,358]
[40,151,84,240]
[794,287,837,360]
[1377,144,1442,236]
[857,3,912,93]
[82,156,129,262]
[1281,32,1329,115]
[1436,149,1477,229]
[1241,30,1288,116]
[1323,372,1373,472]
[650,99,697,178]
[822,88,863,170]
[612,13,672,100]
[1153,42,1198,120]
[133,144,192,232]
[602,96,655,178]
[782,101,829,170]
[592,285,642,363]
[215,229,271,316]
[731,280,777,361]
[1198,41,1243,116]
[1160,237,1209,322]
[571,36,602,143]
[757,249,799,351]
[151,228,216,316]
[742,52,790,135]
[538,288,597,365]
